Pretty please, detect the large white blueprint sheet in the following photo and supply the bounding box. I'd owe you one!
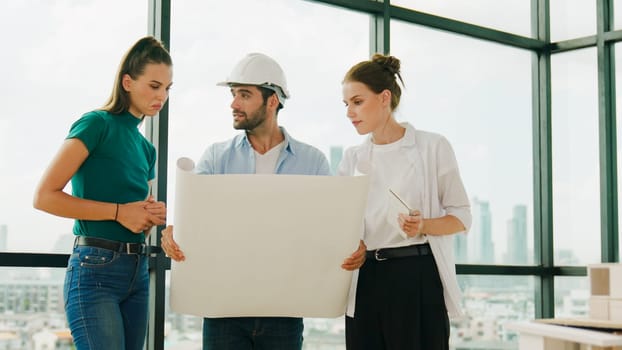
[169,157,369,318]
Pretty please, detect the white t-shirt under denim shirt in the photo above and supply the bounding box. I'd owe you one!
[338,122,471,319]
[255,141,285,174]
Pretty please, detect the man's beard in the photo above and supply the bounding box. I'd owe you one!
[233,104,267,131]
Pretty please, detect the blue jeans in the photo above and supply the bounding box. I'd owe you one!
[203,317,303,350]
[64,245,149,350]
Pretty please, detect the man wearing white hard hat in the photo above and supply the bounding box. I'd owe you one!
[161,53,367,349]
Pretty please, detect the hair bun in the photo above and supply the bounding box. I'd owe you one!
[371,53,401,75]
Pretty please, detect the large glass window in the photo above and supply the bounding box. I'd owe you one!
[168,1,369,348]
[555,276,589,318]
[392,21,534,266]
[0,2,146,252]
[454,275,534,349]
[550,0,596,42]
[616,0,622,29]
[616,44,622,257]
[0,267,68,348]
[391,0,531,37]
[163,271,202,348]
[551,48,600,266]
[0,0,145,347]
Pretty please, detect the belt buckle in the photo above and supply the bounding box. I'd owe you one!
[123,243,144,255]
[374,249,387,261]
[137,244,147,255]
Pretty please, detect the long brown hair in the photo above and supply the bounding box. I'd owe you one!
[343,53,404,111]
[102,36,172,114]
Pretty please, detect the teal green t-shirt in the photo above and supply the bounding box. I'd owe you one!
[67,110,156,243]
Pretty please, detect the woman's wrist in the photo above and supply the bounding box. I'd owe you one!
[113,203,119,221]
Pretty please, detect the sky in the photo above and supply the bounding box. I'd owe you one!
[0,0,612,265]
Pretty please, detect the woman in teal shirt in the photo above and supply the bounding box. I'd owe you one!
[33,36,172,350]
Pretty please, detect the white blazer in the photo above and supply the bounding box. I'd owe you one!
[339,122,471,319]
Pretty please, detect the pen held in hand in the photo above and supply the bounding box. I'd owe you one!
[389,189,415,215]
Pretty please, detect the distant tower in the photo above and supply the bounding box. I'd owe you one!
[0,224,7,251]
[506,204,528,264]
[469,198,495,264]
[454,231,468,263]
[329,146,343,175]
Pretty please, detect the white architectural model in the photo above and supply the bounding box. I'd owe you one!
[589,263,622,322]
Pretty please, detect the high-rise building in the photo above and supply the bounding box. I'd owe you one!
[505,204,528,264]
[469,198,495,264]
[329,146,343,175]
[454,232,468,263]
[0,224,7,251]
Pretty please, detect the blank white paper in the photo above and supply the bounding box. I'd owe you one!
[169,157,369,318]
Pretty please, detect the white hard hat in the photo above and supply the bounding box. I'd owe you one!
[217,53,290,105]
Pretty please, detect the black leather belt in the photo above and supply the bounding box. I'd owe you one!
[366,243,431,261]
[74,236,161,255]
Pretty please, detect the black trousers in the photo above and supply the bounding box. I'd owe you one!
[345,253,449,350]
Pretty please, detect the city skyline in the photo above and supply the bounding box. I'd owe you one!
[0,253,587,350]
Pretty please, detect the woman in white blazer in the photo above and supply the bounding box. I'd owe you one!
[340,54,472,350]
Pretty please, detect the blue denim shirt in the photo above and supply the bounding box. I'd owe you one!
[196,127,330,176]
